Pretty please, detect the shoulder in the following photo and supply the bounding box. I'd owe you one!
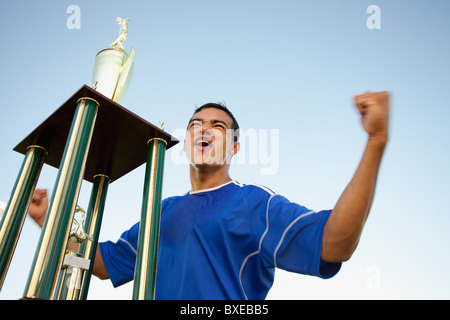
[162,195,183,205]
[232,180,278,197]
[161,195,185,211]
[229,181,284,211]
[233,182,306,216]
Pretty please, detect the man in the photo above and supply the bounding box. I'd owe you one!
[29,91,390,299]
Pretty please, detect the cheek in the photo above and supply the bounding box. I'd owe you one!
[183,135,194,159]
[184,131,195,149]
[222,134,235,154]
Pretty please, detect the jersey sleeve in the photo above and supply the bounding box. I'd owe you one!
[98,198,174,288]
[253,194,341,279]
[99,222,140,287]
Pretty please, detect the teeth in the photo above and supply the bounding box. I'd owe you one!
[195,139,212,149]
[196,139,210,146]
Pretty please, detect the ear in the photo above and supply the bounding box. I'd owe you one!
[230,141,240,156]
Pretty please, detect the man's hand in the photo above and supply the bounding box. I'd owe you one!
[28,188,110,280]
[354,91,390,143]
[29,189,48,227]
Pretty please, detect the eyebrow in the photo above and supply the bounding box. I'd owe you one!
[188,118,229,128]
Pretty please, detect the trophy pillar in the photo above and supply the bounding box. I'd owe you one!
[132,138,167,300]
[23,97,99,299]
[78,174,109,299]
[0,145,47,290]
[55,174,109,300]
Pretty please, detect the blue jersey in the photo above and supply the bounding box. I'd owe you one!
[99,181,341,299]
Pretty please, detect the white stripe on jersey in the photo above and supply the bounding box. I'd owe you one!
[119,237,137,255]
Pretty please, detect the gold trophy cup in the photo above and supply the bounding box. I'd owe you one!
[92,17,135,104]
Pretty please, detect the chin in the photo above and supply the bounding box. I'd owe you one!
[189,157,224,169]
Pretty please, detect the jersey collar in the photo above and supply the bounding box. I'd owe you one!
[189,180,238,195]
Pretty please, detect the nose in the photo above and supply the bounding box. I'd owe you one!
[200,122,213,134]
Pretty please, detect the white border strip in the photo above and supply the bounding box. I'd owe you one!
[273,210,316,268]
[119,237,137,255]
[239,193,277,300]
[189,180,235,194]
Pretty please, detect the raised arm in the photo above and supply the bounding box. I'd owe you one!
[321,91,390,262]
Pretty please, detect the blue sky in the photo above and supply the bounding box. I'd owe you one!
[1,0,449,299]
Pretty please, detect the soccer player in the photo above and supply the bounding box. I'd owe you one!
[29,91,390,299]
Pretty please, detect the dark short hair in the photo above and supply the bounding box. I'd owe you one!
[189,102,240,141]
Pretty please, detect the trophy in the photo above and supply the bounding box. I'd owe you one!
[0,18,178,300]
[92,17,135,104]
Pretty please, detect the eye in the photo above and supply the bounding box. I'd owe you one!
[189,121,202,128]
[213,123,226,130]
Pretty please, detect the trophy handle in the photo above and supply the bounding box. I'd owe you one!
[113,47,135,102]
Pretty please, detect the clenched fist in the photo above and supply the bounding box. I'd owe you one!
[28,189,48,227]
[354,91,390,144]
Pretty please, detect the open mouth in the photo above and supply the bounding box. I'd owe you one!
[194,137,213,151]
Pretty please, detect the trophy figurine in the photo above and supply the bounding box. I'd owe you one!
[110,17,129,50]
[92,17,135,104]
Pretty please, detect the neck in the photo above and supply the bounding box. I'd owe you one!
[189,164,232,192]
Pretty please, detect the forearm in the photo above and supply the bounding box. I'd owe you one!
[92,244,109,280]
[321,135,387,262]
